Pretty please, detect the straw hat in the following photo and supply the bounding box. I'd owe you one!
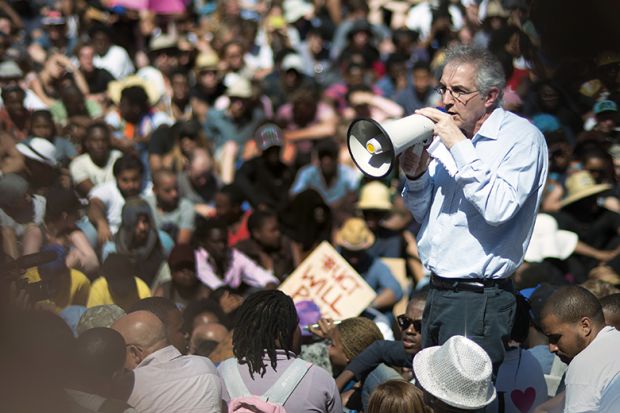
[524,214,578,262]
[107,75,161,106]
[357,181,392,211]
[559,171,611,208]
[334,218,375,251]
[195,52,220,71]
[413,335,496,410]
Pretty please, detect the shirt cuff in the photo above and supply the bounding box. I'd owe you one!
[404,170,430,191]
[450,139,477,170]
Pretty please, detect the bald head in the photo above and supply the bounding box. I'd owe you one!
[112,311,168,369]
[189,148,212,177]
[189,322,229,356]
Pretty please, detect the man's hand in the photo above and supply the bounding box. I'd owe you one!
[415,107,466,149]
[96,221,112,245]
[398,145,430,180]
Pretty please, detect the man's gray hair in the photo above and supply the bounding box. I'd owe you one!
[444,45,506,106]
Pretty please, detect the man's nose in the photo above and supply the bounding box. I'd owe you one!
[548,343,559,354]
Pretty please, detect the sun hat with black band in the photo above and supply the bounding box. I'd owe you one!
[559,170,611,208]
[16,138,58,167]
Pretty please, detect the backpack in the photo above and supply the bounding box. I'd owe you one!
[219,357,312,413]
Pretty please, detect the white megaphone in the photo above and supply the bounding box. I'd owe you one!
[347,114,435,178]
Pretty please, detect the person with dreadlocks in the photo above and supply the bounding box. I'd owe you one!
[218,290,342,412]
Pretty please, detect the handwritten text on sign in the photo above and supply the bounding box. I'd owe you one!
[279,242,376,319]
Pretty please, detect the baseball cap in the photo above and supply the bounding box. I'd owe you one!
[281,54,304,72]
[255,123,284,151]
[594,100,618,115]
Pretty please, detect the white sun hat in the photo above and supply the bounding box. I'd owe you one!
[524,213,578,263]
[413,335,496,410]
[17,137,58,167]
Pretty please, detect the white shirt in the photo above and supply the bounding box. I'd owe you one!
[88,181,126,234]
[406,1,464,41]
[93,44,135,80]
[129,345,223,413]
[69,150,122,187]
[565,326,620,413]
[0,195,45,236]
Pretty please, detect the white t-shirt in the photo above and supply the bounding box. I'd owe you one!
[491,348,548,413]
[565,326,620,413]
[69,150,122,187]
[0,194,45,236]
[93,44,135,80]
[88,181,126,234]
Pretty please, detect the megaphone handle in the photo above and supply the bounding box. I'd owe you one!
[412,143,424,157]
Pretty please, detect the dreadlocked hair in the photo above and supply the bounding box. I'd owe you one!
[232,290,299,379]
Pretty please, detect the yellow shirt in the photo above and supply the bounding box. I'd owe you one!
[87,276,152,308]
[25,268,91,312]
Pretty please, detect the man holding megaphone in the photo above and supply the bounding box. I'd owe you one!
[399,45,548,372]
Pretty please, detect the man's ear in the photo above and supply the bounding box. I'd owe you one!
[127,344,144,367]
[580,316,594,337]
[484,87,501,109]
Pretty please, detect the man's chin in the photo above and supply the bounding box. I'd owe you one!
[558,354,573,364]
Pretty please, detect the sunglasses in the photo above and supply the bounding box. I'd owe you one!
[397,314,422,332]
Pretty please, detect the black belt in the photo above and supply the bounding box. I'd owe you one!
[430,273,512,293]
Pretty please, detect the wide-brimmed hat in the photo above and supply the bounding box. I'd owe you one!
[17,138,58,167]
[524,214,578,263]
[0,60,23,79]
[283,0,314,23]
[357,181,392,211]
[149,33,178,53]
[560,170,612,208]
[226,77,253,99]
[195,52,220,71]
[107,74,161,106]
[334,218,375,251]
[413,335,496,410]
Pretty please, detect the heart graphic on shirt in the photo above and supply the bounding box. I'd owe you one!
[511,387,536,413]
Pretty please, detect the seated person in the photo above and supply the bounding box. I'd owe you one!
[0,173,47,256]
[334,218,403,313]
[154,244,210,309]
[235,123,295,212]
[144,169,195,244]
[42,187,99,276]
[194,216,279,292]
[177,147,220,217]
[88,154,147,247]
[69,122,122,198]
[215,183,252,247]
[25,243,91,312]
[103,197,170,288]
[148,120,207,174]
[319,317,401,412]
[333,292,427,389]
[290,138,359,227]
[236,209,296,282]
[28,109,77,166]
[88,253,151,311]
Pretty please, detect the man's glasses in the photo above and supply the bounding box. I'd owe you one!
[397,314,422,332]
[434,85,480,103]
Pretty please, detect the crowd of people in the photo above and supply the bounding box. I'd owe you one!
[0,0,619,412]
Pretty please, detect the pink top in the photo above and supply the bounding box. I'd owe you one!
[195,247,279,289]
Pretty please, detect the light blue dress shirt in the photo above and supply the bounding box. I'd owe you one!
[402,108,548,279]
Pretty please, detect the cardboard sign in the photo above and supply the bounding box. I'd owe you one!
[279,241,377,319]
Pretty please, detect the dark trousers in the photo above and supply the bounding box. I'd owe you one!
[422,280,516,369]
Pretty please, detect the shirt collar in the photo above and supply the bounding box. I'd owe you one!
[138,345,181,368]
[474,107,505,141]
